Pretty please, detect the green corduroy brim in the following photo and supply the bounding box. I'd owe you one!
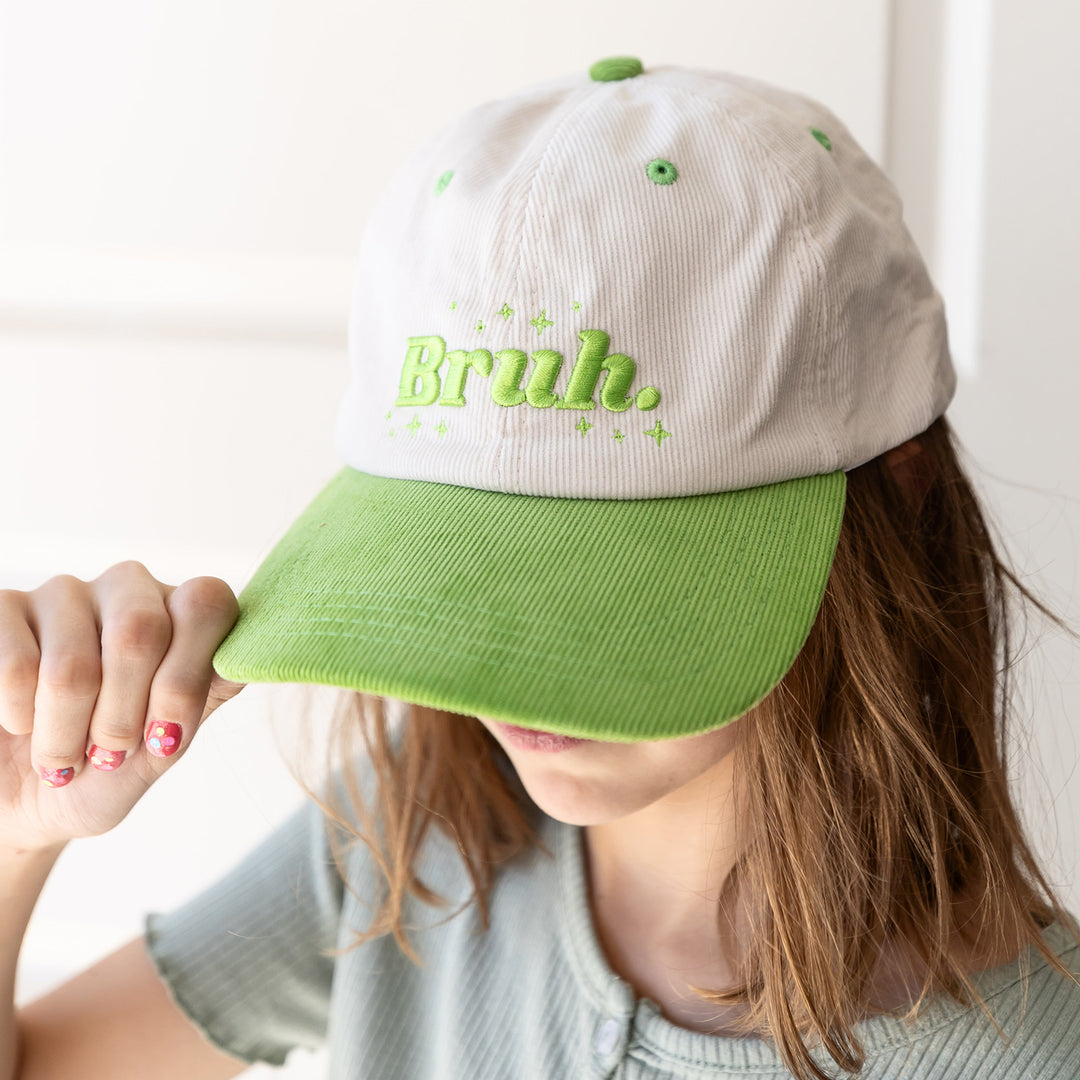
[212,466,846,741]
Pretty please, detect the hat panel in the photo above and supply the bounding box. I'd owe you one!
[715,75,956,464]
[344,73,842,498]
[336,62,953,498]
[501,83,832,495]
[338,77,594,489]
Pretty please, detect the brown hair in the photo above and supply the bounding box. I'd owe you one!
[282,414,1079,1080]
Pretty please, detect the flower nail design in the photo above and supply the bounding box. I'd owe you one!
[146,722,182,758]
[88,745,127,771]
[41,766,74,787]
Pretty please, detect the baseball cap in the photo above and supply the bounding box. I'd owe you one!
[210,57,955,742]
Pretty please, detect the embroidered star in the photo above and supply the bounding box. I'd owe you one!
[435,421,448,437]
[476,319,485,334]
[576,416,593,437]
[385,411,392,420]
[450,301,457,310]
[644,419,671,446]
[404,415,422,435]
[572,301,582,311]
[612,429,624,443]
[498,303,514,321]
[530,309,554,335]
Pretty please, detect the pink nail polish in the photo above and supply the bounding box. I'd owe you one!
[146,721,182,758]
[88,745,127,771]
[41,766,74,788]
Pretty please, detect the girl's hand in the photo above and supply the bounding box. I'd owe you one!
[0,561,247,853]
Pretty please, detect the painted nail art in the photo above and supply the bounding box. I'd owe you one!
[41,766,74,788]
[88,745,127,771]
[146,721,181,758]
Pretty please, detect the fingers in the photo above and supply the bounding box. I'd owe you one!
[140,576,240,762]
[25,575,105,784]
[0,588,40,736]
[13,563,241,791]
[88,562,174,771]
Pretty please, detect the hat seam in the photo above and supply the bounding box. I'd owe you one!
[501,83,599,489]
[648,83,840,472]
[716,98,840,472]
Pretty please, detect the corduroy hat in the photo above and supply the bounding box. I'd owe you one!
[211,56,955,741]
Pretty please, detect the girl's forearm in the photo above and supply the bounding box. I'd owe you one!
[0,842,68,1080]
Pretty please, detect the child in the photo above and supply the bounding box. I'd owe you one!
[4,57,1079,1080]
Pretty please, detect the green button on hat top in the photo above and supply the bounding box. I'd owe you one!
[589,56,644,82]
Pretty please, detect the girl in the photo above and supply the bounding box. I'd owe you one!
[3,58,1080,1080]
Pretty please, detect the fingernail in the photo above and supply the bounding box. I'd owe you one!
[41,766,74,788]
[146,721,182,758]
[88,745,127,771]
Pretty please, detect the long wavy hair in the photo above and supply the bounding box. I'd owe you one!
[278,414,1079,1080]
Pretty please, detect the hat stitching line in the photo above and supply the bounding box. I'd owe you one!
[288,595,633,632]
[280,624,798,698]
[295,604,786,660]
[292,608,779,669]
[278,570,812,635]
[499,83,598,490]
[716,99,838,473]
[281,586,801,640]
[653,84,838,471]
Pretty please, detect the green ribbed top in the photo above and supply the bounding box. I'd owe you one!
[143,754,1080,1078]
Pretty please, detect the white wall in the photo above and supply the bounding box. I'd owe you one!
[2,1,1077,1075]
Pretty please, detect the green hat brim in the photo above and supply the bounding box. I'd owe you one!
[212,466,845,742]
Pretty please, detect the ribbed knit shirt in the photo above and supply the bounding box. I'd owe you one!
[143,777,1080,1079]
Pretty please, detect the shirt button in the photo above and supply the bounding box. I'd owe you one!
[595,1017,621,1056]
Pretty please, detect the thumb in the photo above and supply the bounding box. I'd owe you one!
[201,671,248,723]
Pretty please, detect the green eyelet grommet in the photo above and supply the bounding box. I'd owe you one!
[589,56,644,82]
[646,158,678,185]
[810,128,832,151]
[434,169,454,196]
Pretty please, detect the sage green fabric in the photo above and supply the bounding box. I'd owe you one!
[142,764,1080,1078]
[211,466,846,741]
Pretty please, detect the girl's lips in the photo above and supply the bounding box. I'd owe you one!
[493,722,591,752]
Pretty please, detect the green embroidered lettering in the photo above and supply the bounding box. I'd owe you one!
[492,349,529,406]
[525,350,564,408]
[395,336,446,406]
[439,348,493,407]
[555,330,635,412]
[391,328,662,416]
[556,330,605,410]
[635,386,661,410]
[598,354,636,411]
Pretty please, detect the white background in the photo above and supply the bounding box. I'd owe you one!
[2,1,1078,1076]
